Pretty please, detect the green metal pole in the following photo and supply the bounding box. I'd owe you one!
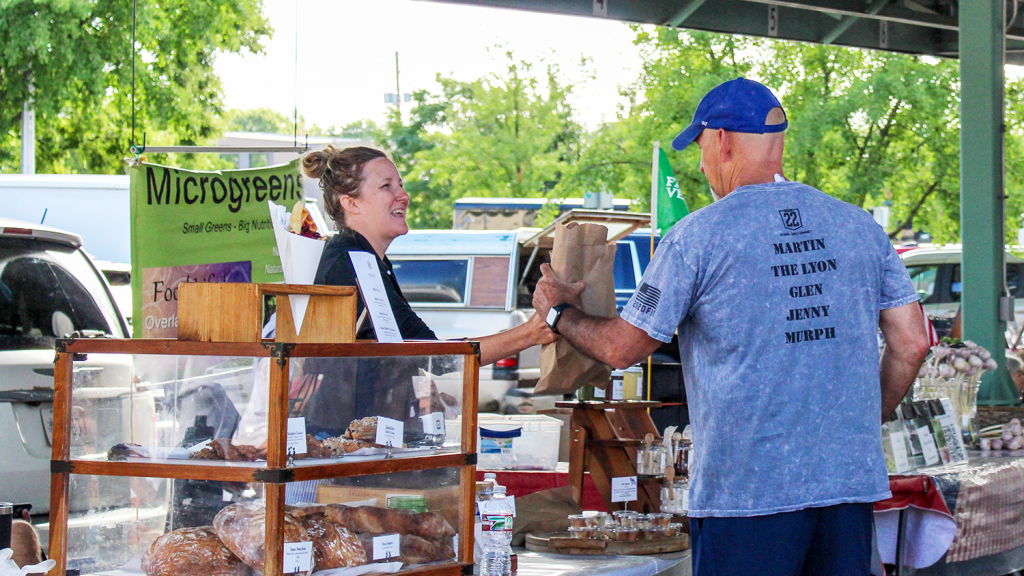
[960,0,1018,405]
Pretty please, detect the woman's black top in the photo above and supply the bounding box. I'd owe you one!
[314,228,436,341]
[304,228,438,437]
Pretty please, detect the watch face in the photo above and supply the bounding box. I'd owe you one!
[546,307,559,325]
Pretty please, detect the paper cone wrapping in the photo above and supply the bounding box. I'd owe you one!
[535,223,617,394]
[268,201,326,333]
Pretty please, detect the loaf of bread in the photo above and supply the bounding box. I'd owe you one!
[141,527,251,576]
[213,502,309,574]
[322,505,455,539]
[298,513,366,570]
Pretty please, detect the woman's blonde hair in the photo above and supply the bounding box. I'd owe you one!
[300,145,387,227]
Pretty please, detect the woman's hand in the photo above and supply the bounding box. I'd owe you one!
[524,311,559,346]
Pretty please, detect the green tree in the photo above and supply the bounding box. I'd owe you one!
[0,0,271,173]
[226,108,295,134]
[553,28,750,213]
[403,52,584,228]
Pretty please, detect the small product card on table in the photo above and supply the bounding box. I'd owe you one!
[611,476,638,503]
[287,417,307,455]
[917,427,940,466]
[283,542,313,573]
[349,251,403,343]
[373,534,401,561]
[375,417,404,448]
[420,412,445,435]
[889,433,911,473]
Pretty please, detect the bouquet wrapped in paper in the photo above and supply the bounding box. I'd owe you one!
[267,200,328,333]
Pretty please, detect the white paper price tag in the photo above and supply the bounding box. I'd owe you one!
[373,533,401,561]
[420,412,445,435]
[918,427,940,466]
[283,542,313,573]
[889,434,910,473]
[375,417,404,447]
[287,417,307,455]
[594,386,606,399]
[610,476,638,503]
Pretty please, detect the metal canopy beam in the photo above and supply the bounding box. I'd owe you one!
[960,0,1017,405]
[422,0,1024,61]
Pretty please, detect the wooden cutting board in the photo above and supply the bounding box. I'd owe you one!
[524,531,690,555]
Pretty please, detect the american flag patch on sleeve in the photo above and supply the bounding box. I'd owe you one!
[632,283,661,315]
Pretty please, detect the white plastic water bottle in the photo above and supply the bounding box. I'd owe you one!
[474,473,498,564]
[478,485,513,576]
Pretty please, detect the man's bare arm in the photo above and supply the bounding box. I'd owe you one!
[879,302,931,420]
[557,308,663,369]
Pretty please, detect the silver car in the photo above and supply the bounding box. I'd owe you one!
[0,218,131,514]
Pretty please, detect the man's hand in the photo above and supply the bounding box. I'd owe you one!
[533,263,584,319]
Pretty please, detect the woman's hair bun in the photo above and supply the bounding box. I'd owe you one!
[298,145,388,227]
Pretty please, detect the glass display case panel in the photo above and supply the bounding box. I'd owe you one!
[285,355,466,466]
[64,469,464,576]
[69,355,268,466]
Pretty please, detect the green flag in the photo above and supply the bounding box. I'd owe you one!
[651,146,689,235]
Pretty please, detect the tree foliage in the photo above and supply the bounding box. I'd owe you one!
[0,0,271,173]
[385,52,583,229]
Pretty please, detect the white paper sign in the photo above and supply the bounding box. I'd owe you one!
[420,412,445,435]
[594,386,606,399]
[283,541,313,573]
[918,427,940,466]
[375,417,404,447]
[372,534,401,560]
[610,476,638,503]
[287,417,307,455]
[889,434,910,473]
[348,251,403,343]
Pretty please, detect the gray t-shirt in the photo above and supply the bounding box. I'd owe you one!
[621,181,918,517]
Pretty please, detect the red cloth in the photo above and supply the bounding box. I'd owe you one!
[875,475,951,516]
[476,470,607,511]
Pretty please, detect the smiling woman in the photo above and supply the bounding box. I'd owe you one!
[301,145,555,366]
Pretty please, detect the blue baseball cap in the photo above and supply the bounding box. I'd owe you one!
[671,77,787,150]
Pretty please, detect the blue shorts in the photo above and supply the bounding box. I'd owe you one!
[690,503,873,576]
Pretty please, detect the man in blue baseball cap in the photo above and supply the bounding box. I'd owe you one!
[533,77,930,575]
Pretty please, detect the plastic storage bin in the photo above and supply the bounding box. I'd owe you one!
[447,414,563,470]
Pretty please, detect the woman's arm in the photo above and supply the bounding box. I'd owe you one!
[477,313,558,366]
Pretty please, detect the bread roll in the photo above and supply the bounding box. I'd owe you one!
[213,502,309,574]
[141,527,250,576]
[321,505,454,539]
[298,513,366,570]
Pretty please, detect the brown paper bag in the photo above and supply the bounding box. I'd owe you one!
[535,223,617,394]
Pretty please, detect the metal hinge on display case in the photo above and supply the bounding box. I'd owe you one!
[260,341,296,368]
[50,460,75,474]
[253,468,296,483]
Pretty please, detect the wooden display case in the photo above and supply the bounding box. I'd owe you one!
[47,338,480,576]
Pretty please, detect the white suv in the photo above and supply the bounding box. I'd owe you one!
[0,218,131,515]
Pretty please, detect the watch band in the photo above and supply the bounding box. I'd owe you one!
[546,303,572,334]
